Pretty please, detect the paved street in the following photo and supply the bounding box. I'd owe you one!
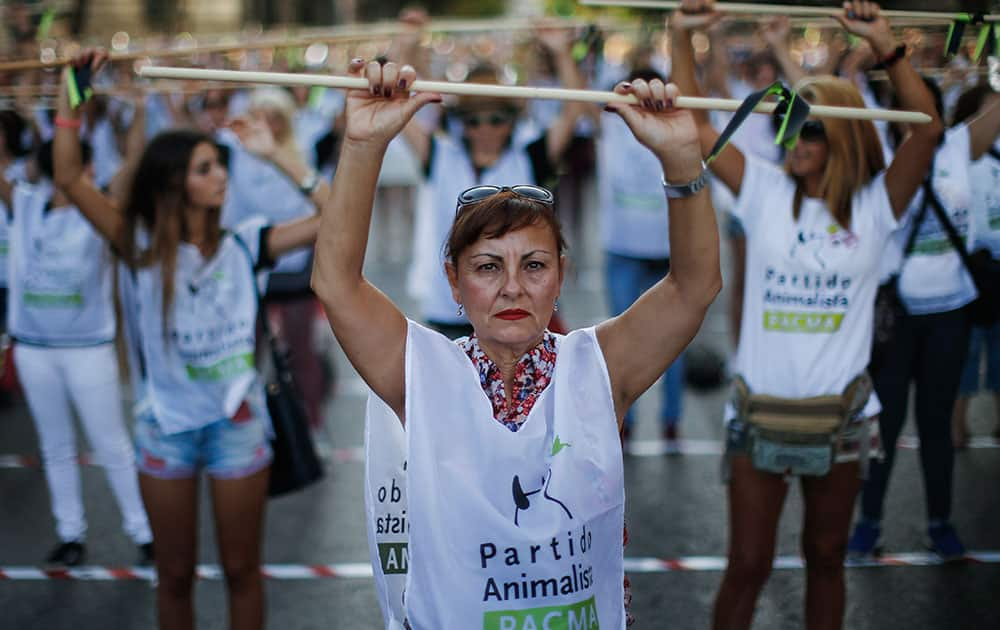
[1,197,998,629]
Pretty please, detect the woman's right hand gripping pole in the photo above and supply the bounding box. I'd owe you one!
[311,59,441,424]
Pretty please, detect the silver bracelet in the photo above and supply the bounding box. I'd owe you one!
[662,161,708,199]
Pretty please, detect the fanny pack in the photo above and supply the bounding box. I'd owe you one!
[729,373,872,477]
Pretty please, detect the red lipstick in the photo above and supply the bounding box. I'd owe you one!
[495,309,530,321]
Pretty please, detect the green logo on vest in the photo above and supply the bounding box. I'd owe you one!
[185,352,255,381]
[763,310,844,334]
[23,292,83,307]
[551,436,571,457]
[483,596,599,629]
[377,542,408,575]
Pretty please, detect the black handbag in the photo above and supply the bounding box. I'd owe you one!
[871,196,928,372]
[923,179,1000,326]
[233,234,324,497]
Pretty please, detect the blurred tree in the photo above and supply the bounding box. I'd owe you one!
[356,0,504,21]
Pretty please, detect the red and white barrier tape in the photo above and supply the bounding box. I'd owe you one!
[1,552,997,581]
[3,436,996,469]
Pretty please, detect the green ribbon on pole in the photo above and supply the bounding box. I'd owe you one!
[974,23,996,63]
[945,13,972,57]
[65,66,93,110]
[35,8,56,42]
[705,81,811,164]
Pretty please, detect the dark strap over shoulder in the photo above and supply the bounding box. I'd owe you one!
[922,179,989,297]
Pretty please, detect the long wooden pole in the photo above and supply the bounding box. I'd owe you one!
[580,0,1000,22]
[138,65,932,123]
[0,16,631,74]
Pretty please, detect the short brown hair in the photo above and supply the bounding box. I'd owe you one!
[445,191,567,265]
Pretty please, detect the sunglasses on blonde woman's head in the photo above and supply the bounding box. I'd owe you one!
[462,112,513,129]
[456,185,555,211]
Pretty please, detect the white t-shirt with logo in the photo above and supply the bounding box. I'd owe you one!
[894,125,978,315]
[8,183,115,347]
[732,158,898,400]
[121,219,270,435]
[598,112,670,259]
[402,322,625,629]
[970,141,1000,257]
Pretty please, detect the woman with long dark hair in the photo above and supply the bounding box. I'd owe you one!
[53,51,322,630]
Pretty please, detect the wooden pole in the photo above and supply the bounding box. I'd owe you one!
[138,65,933,123]
[579,0,1000,22]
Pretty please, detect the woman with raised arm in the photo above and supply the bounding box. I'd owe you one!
[670,1,942,628]
[53,51,323,630]
[312,58,720,628]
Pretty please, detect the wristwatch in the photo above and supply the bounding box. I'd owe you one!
[662,162,708,199]
[298,170,319,197]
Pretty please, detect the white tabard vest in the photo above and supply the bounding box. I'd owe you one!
[121,220,267,434]
[8,184,115,346]
[365,393,410,629]
[399,321,625,629]
[408,134,538,325]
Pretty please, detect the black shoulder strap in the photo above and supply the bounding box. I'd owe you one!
[231,231,274,340]
[922,179,986,295]
[989,147,1000,162]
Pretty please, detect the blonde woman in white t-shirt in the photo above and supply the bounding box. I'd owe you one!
[672,2,942,628]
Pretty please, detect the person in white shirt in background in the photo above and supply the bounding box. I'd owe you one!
[400,26,587,339]
[951,85,1000,447]
[597,66,687,451]
[0,110,31,338]
[54,50,325,630]
[672,2,943,628]
[220,87,330,432]
[0,133,153,568]
[849,78,1000,561]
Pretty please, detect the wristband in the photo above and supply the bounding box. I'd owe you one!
[54,116,82,130]
[873,44,906,70]
[662,162,708,199]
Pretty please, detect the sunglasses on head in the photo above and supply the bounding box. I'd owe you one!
[462,112,513,129]
[798,119,826,143]
[456,185,555,211]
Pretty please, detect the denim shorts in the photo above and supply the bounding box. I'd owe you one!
[959,322,1000,396]
[134,399,273,480]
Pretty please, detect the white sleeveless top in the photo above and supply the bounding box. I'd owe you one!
[121,219,269,434]
[8,183,115,347]
[375,321,625,629]
[408,134,537,325]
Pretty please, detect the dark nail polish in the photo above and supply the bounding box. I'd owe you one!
[398,79,407,89]
[383,87,392,98]
[604,105,615,113]
[644,99,654,109]
[622,82,632,89]
[666,98,674,108]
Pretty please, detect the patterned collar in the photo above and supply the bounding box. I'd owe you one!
[456,332,558,432]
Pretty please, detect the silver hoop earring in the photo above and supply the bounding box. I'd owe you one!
[553,300,559,312]
[457,304,464,317]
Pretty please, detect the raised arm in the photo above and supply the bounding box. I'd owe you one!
[311,60,440,422]
[596,80,722,427]
[760,16,807,86]
[536,26,590,163]
[226,112,330,260]
[837,1,943,218]
[52,51,127,252]
[108,93,146,204]
[670,0,746,195]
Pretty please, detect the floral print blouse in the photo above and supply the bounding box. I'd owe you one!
[457,331,558,432]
